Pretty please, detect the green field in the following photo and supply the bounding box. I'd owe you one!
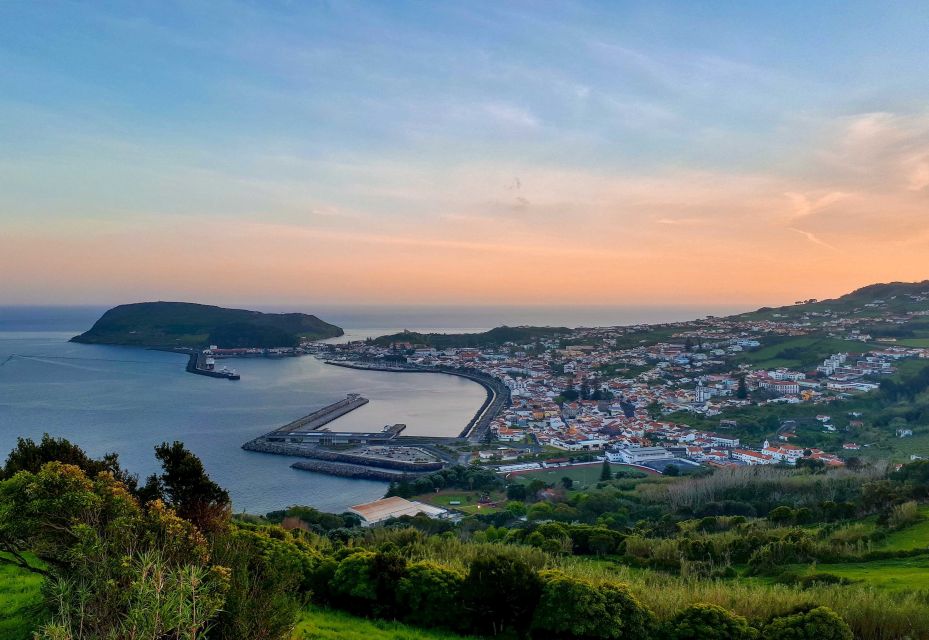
[509,463,653,488]
[0,567,467,640]
[736,336,874,370]
[879,509,929,551]
[896,339,929,348]
[293,606,471,640]
[421,490,506,515]
[803,555,929,593]
[0,555,44,640]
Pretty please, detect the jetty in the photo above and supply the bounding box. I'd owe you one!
[273,393,369,434]
[185,350,240,380]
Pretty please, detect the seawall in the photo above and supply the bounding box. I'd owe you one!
[322,361,510,440]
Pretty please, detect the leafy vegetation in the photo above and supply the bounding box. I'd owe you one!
[4,438,929,639]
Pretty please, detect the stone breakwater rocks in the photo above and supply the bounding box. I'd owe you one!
[290,460,429,480]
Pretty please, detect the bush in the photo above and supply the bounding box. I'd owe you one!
[462,549,542,636]
[531,571,653,640]
[888,500,920,529]
[664,603,756,640]
[532,571,613,639]
[208,526,318,640]
[329,551,378,612]
[396,561,466,630]
[762,605,853,640]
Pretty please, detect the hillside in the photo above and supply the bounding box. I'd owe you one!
[71,302,343,348]
[738,280,929,322]
[372,325,570,349]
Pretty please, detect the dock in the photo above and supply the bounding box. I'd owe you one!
[273,393,369,434]
[185,351,240,380]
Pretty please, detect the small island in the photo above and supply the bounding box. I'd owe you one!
[71,301,343,348]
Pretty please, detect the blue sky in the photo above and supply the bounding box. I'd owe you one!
[2,2,928,304]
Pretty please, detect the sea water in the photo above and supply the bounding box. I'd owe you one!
[0,303,750,513]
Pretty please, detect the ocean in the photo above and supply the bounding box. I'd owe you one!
[0,303,751,514]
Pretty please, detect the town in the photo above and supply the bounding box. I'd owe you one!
[312,289,929,476]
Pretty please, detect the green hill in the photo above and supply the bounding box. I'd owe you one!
[71,302,343,348]
[372,325,570,349]
[739,280,929,322]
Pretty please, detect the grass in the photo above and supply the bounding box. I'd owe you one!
[802,555,929,593]
[292,606,473,639]
[420,490,506,515]
[0,555,44,640]
[735,336,874,370]
[879,507,929,551]
[896,338,929,348]
[508,463,652,489]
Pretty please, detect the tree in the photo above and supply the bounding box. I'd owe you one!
[1,433,137,490]
[562,386,580,402]
[507,483,528,501]
[736,376,748,400]
[600,459,612,481]
[561,477,574,490]
[761,606,852,640]
[147,442,231,532]
[209,527,317,640]
[329,551,378,612]
[0,462,228,640]
[531,571,616,639]
[665,603,756,640]
[397,561,466,630]
[664,464,680,477]
[463,550,542,636]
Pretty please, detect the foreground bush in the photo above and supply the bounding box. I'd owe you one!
[396,561,466,630]
[531,571,654,639]
[762,605,853,640]
[462,550,543,636]
[208,527,320,640]
[664,603,756,640]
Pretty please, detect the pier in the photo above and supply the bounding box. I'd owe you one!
[272,393,369,434]
[185,351,240,380]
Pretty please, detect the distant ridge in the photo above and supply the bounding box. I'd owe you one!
[739,280,929,320]
[71,301,343,348]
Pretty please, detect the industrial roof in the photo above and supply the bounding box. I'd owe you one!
[348,496,446,524]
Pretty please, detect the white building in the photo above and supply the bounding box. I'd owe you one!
[607,446,672,464]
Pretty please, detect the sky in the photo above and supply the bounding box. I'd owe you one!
[1,1,928,307]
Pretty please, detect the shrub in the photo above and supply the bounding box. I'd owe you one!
[761,605,853,640]
[396,561,466,630]
[329,551,377,612]
[664,603,756,640]
[531,571,654,640]
[888,500,920,529]
[462,549,542,636]
[208,527,318,640]
[532,571,613,639]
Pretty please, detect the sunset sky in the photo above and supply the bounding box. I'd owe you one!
[2,1,928,306]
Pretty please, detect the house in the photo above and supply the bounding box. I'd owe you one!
[762,440,804,464]
[606,446,672,464]
[842,442,861,450]
[732,449,775,465]
[896,428,914,438]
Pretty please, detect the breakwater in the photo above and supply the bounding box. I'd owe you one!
[290,460,426,481]
[273,393,369,434]
[322,361,510,441]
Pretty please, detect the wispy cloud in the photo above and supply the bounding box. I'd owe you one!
[789,227,838,251]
